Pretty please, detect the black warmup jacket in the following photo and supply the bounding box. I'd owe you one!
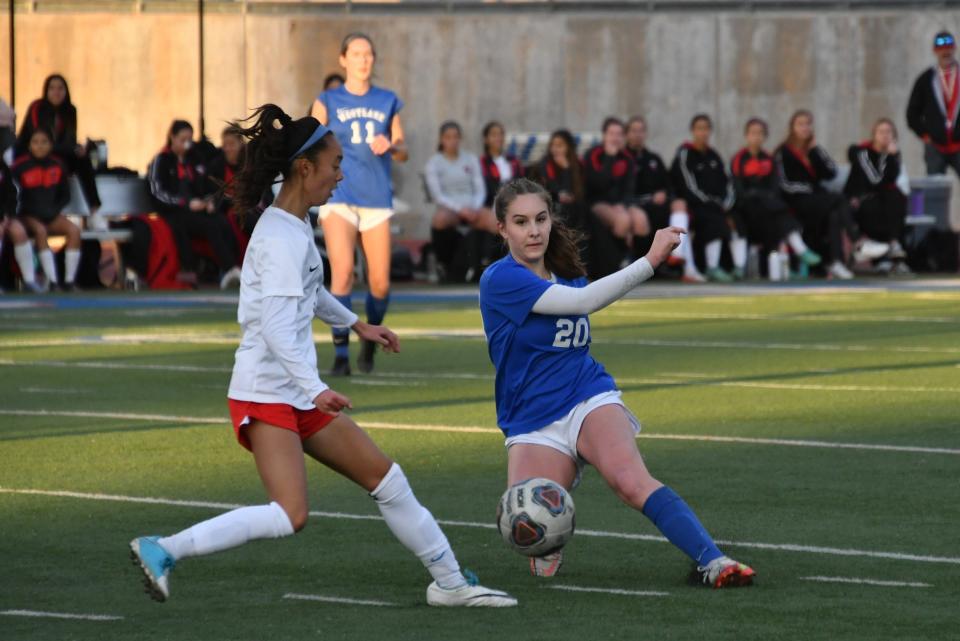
[583,145,635,205]
[843,143,902,199]
[627,146,673,205]
[148,149,210,210]
[906,66,960,150]
[0,158,18,219]
[10,154,70,222]
[773,144,837,197]
[669,143,735,210]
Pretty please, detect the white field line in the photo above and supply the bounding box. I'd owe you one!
[3,331,960,357]
[2,358,957,395]
[0,609,123,621]
[604,310,960,324]
[19,387,86,394]
[2,488,958,567]
[799,576,931,588]
[545,585,669,597]
[283,593,397,607]
[2,409,959,457]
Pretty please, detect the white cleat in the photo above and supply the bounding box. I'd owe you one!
[827,260,854,280]
[427,577,517,608]
[853,239,890,262]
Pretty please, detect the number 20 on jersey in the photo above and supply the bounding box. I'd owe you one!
[552,318,589,348]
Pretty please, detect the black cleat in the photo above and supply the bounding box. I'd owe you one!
[329,356,351,377]
[357,339,376,374]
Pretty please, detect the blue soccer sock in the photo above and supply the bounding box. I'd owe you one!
[332,294,352,358]
[642,486,723,566]
[365,292,390,326]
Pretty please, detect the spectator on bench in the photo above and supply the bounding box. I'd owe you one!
[774,109,888,280]
[670,114,745,282]
[907,31,960,178]
[11,127,80,291]
[424,120,490,279]
[0,156,40,293]
[845,118,910,273]
[731,117,820,270]
[583,117,649,257]
[535,129,586,230]
[625,115,702,281]
[206,125,260,241]
[148,119,241,289]
[476,121,522,273]
[15,74,101,214]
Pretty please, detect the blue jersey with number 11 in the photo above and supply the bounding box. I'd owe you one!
[318,85,403,208]
[479,254,617,437]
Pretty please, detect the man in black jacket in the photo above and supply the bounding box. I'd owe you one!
[907,31,960,175]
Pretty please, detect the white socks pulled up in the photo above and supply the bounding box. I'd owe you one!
[158,501,294,561]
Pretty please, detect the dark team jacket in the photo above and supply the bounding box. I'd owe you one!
[906,67,960,151]
[583,145,635,205]
[480,154,524,207]
[148,149,210,210]
[205,154,239,215]
[669,143,735,210]
[773,144,837,197]
[10,153,70,222]
[15,99,78,158]
[626,146,672,205]
[0,158,19,219]
[538,156,584,203]
[729,148,780,197]
[843,142,902,199]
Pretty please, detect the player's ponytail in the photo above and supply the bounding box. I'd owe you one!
[228,103,332,224]
[493,178,586,280]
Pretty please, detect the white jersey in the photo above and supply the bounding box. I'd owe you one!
[228,206,358,409]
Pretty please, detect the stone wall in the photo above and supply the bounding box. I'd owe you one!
[3,6,958,234]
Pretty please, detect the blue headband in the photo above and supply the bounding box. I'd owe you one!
[288,123,331,161]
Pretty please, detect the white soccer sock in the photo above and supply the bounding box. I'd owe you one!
[38,249,57,285]
[157,501,294,561]
[64,248,81,284]
[371,463,465,589]
[729,234,747,269]
[705,240,722,270]
[668,211,689,260]
[14,243,36,285]
[787,231,809,255]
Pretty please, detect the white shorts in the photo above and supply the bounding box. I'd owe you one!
[504,391,641,484]
[319,203,394,233]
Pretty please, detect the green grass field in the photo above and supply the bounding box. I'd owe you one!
[1,282,958,641]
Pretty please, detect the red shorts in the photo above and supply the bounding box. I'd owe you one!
[227,399,336,452]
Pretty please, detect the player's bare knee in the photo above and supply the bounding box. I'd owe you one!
[609,467,650,510]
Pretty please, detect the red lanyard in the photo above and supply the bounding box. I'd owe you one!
[940,64,959,130]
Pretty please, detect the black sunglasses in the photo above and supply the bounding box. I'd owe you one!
[935,35,955,48]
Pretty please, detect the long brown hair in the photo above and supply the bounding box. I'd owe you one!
[783,109,814,151]
[493,178,586,280]
[544,129,584,203]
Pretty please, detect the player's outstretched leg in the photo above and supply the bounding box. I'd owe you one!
[578,404,755,589]
[303,416,517,607]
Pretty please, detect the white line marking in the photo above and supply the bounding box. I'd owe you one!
[800,576,932,588]
[0,609,123,621]
[282,592,397,607]
[604,310,960,324]
[19,387,86,394]
[545,585,669,597]
[2,487,958,567]
[599,338,960,355]
[3,358,957,394]
[347,379,426,387]
[2,409,958,456]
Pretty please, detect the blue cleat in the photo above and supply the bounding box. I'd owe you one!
[129,536,175,602]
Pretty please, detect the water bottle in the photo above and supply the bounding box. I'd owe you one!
[768,251,782,281]
[779,251,790,281]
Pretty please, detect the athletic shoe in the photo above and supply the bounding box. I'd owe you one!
[61,282,78,293]
[892,261,913,276]
[130,536,175,602]
[732,266,746,281]
[666,255,685,268]
[827,261,854,280]
[690,555,755,589]
[706,268,734,283]
[799,249,822,266]
[22,281,46,294]
[219,266,242,290]
[530,550,563,577]
[357,339,376,374]
[427,571,517,608]
[853,239,890,262]
[681,270,707,283]
[329,356,351,377]
[888,240,907,260]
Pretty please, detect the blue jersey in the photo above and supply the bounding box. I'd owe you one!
[318,85,403,208]
[479,254,617,437]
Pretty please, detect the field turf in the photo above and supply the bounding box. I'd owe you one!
[1,282,958,641]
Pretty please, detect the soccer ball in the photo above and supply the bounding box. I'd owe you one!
[496,477,575,557]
